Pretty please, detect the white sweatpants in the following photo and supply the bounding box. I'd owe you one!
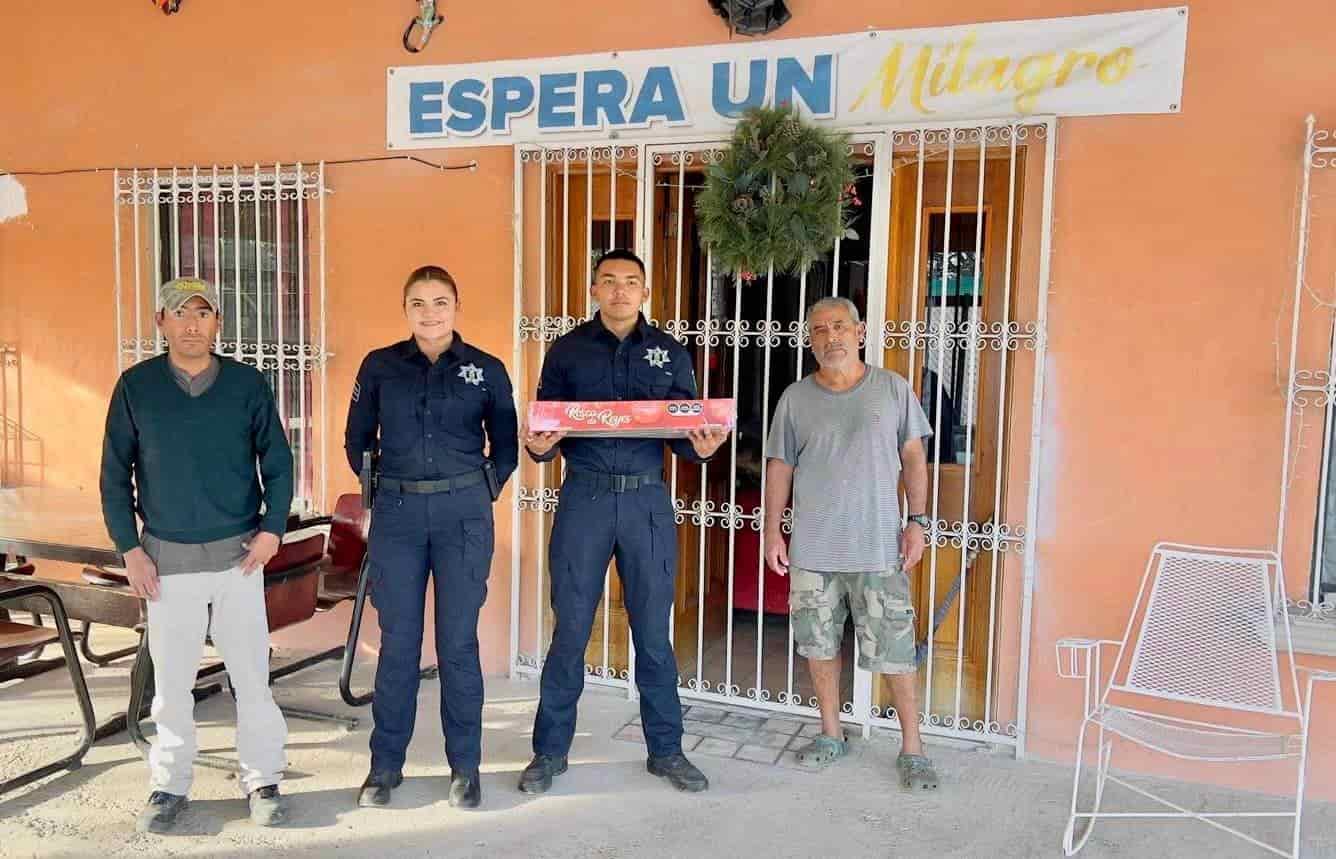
[145,565,288,796]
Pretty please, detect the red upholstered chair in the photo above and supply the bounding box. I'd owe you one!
[245,530,361,728]
[262,533,325,631]
[305,492,437,707]
[81,531,327,636]
[314,493,369,611]
[86,527,360,744]
[305,494,378,706]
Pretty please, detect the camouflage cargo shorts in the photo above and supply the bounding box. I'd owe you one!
[789,568,917,675]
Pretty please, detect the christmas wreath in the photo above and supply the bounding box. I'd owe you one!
[695,105,856,280]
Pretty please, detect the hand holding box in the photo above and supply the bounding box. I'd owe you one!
[527,399,737,438]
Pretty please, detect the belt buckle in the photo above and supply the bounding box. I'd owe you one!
[610,474,629,493]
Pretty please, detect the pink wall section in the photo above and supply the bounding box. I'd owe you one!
[3,1,1336,800]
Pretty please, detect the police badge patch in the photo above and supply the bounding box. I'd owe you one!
[458,363,485,385]
[644,347,670,369]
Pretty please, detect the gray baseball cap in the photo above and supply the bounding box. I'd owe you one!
[158,277,221,313]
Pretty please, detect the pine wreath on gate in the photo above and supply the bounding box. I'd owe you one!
[695,105,856,280]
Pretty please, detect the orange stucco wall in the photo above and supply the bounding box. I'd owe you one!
[4,1,1336,801]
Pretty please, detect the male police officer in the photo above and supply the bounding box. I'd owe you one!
[521,249,729,794]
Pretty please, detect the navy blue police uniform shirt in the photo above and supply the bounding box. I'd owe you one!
[345,336,519,488]
[529,314,710,473]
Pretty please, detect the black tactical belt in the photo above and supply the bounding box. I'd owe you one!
[566,468,664,493]
[378,470,487,495]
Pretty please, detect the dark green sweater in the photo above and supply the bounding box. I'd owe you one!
[100,354,294,554]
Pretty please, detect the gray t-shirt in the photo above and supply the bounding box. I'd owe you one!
[143,355,254,576]
[766,366,933,572]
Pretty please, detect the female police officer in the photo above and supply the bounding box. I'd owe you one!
[345,265,518,810]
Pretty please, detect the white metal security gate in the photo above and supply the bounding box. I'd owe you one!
[112,164,330,513]
[510,119,1056,751]
[1279,115,1336,611]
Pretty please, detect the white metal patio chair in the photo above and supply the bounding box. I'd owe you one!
[1056,543,1335,858]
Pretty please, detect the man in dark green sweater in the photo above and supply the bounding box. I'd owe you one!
[100,277,294,834]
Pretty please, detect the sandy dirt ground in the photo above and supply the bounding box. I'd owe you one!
[2,633,1333,858]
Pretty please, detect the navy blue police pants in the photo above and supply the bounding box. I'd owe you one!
[533,469,684,758]
[367,481,492,775]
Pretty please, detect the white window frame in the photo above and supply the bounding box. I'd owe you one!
[113,164,330,514]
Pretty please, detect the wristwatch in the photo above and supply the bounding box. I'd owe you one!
[906,514,931,529]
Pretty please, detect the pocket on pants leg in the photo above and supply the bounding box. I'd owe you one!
[854,573,918,674]
[461,516,494,584]
[789,569,843,660]
[650,508,677,570]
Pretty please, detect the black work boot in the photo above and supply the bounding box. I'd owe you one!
[448,769,482,808]
[135,791,188,833]
[518,754,568,794]
[647,752,709,792]
[357,770,403,807]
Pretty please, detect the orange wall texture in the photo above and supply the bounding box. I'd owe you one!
[3,1,1336,800]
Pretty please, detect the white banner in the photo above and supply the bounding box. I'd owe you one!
[387,7,1188,149]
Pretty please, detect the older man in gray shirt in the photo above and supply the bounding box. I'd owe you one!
[763,296,938,790]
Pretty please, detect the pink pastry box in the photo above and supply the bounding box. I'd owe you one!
[527,399,737,438]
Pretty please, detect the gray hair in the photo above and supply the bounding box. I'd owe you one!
[807,296,861,325]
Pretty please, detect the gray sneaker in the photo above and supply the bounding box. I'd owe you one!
[248,784,287,827]
[136,791,188,834]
